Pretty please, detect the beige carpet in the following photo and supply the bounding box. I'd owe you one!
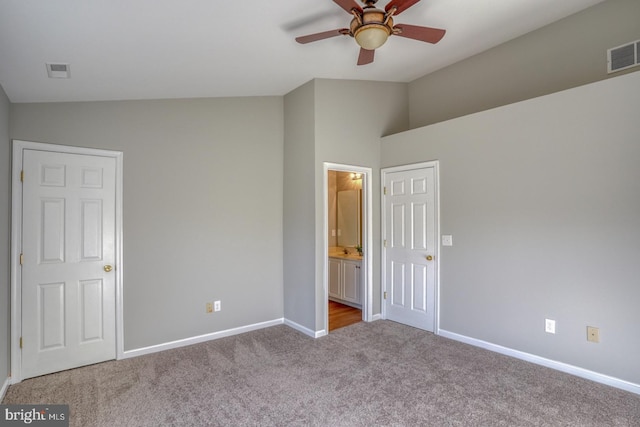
[3,321,640,426]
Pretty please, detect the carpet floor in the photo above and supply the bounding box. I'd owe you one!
[3,321,640,426]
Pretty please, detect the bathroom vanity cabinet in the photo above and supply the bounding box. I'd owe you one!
[328,257,361,308]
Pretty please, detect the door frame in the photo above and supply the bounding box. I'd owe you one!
[381,161,441,333]
[323,163,373,332]
[10,140,124,383]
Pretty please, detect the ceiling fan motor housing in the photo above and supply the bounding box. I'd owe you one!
[294,0,445,65]
[350,7,394,50]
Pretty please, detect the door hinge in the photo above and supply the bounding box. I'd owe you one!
[383,186,387,195]
[384,292,387,300]
[20,253,24,265]
[20,337,23,349]
[383,240,387,248]
[20,170,24,182]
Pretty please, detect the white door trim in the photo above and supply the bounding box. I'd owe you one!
[323,163,373,332]
[381,161,440,334]
[10,140,124,383]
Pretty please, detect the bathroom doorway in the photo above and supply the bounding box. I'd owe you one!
[323,163,372,334]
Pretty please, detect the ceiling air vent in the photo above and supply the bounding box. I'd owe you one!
[607,40,640,74]
[46,63,71,78]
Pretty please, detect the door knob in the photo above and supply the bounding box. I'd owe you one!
[104,265,113,272]
[426,255,433,261]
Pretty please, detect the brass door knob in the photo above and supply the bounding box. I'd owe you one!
[426,255,433,261]
[104,265,113,272]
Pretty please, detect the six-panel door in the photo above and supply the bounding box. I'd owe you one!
[383,166,436,331]
[21,149,117,379]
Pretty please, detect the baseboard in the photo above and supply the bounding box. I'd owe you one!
[283,318,326,338]
[1,377,10,402]
[122,318,284,359]
[438,329,640,396]
[371,313,382,321]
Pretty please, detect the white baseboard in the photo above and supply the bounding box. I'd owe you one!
[438,329,640,396]
[1,377,10,402]
[371,313,382,321]
[122,318,284,359]
[284,318,326,338]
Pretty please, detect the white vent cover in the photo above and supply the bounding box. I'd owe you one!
[46,63,70,78]
[607,40,640,74]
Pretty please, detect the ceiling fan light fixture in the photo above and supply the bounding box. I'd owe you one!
[295,0,445,65]
[354,24,391,50]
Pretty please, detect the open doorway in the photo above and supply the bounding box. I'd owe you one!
[323,163,372,334]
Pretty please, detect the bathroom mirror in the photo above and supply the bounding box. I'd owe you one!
[337,189,361,247]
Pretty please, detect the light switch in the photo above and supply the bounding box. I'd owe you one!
[331,229,336,237]
[442,235,453,246]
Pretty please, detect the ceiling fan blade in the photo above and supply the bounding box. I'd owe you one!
[357,48,375,65]
[385,0,421,15]
[333,0,363,14]
[394,24,446,44]
[296,29,349,44]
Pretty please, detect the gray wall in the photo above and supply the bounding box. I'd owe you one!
[313,79,408,330]
[283,79,408,332]
[10,97,284,351]
[0,85,10,384]
[381,71,640,385]
[409,0,640,128]
[283,81,317,330]
[3,0,634,376]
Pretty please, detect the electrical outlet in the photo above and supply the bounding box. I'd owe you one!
[206,302,213,314]
[214,300,221,312]
[587,326,600,343]
[545,319,556,334]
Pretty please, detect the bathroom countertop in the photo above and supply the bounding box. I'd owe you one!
[329,253,363,261]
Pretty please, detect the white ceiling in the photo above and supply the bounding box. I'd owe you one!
[0,0,604,103]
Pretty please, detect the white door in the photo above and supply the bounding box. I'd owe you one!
[383,165,437,331]
[342,260,361,305]
[21,149,117,379]
[328,258,342,299]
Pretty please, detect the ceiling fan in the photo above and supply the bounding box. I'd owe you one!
[295,0,446,66]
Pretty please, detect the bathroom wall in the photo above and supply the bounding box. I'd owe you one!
[329,171,363,249]
[328,171,337,248]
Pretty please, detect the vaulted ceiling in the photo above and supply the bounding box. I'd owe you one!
[0,0,604,103]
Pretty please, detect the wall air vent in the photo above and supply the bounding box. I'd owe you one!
[46,63,71,78]
[607,40,640,74]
